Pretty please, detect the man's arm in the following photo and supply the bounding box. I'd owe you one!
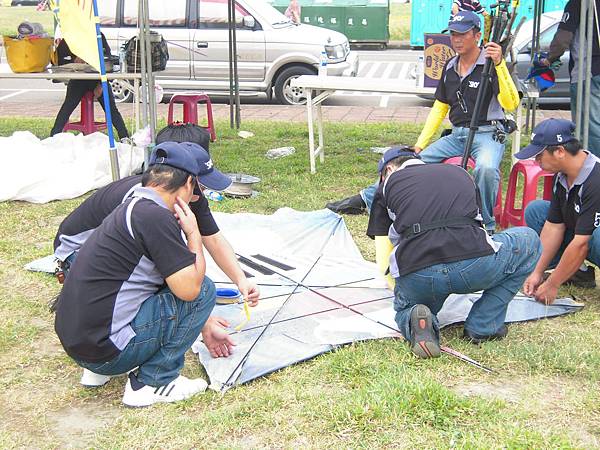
[548,29,574,63]
[414,100,450,151]
[203,231,259,306]
[485,42,519,111]
[375,235,395,289]
[165,197,207,301]
[523,221,566,298]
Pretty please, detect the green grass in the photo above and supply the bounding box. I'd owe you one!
[0,5,54,38]
[0,117,599,448]
[389,3,411,42]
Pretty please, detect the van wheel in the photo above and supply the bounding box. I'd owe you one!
[110,79,133,103]
[274,66,314,105]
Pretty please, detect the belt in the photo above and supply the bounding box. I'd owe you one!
[401,216,481,239]
[455,120,500,128]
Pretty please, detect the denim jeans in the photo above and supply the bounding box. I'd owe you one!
[77,278,216,387]
[570,77,600,158]
[393,227,541,340]
[360,181,379,213]
[524,199,600,267]
[419,126,504,229]
[61,252,77,278]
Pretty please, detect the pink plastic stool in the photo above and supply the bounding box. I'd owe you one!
[500,160,554,228]
[63,91,107,135]
[442,156,504,224]
[168,93,216,142]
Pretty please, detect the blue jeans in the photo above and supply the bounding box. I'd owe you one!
[360,181,378,213]
[393,227,541,340]
[570,77,600,158]
[525,199,600,267]
[77,278,216,387]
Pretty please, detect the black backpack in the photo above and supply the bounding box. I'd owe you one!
[156,123,211,151]
[124,31,169,72]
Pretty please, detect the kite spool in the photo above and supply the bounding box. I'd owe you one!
[224,173,260,198]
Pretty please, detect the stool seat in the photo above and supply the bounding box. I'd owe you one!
[442,156,504,225]
[63,91,107,135]
[168,93,216,142]
[501,160,554,228]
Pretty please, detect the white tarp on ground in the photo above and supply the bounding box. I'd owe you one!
[0,131,143,203]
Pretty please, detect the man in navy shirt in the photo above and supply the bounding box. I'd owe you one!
[55,142,259,407]
[522,119,600,303]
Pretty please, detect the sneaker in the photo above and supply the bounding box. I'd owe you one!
[408,304,440,358]
[543,266,596,288]
[325,194,366,215]
[80,369,111,387]
[122,372,208,407]
[463,325,508,345]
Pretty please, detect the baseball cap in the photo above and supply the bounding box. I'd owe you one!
[180,142,232,191]
[514,118,576,159]
[149,141,199,175]
[377,146,420,173]
[445,11,481,33]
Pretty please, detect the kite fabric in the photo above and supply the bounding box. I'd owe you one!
[526,52,557,92]
[191,209,583,392]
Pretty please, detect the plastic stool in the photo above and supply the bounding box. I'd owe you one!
[442,156,504,224]
[168,93,216,142]
[501,160,554,228]
[63,91,107,135]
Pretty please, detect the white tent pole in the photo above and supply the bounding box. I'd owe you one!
[583,0,595,149]
[138,0,149,129]
[142,0,157,141]
[576,0,587,140]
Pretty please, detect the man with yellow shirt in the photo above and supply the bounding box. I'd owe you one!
[327,11,519,233]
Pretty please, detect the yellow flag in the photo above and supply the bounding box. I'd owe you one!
[50,0,101,72]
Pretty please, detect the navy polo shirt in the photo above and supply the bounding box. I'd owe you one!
[55,187,197,363]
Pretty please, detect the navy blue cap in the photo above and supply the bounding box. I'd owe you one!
[149,141,199,175]
[180,142,232,191]
[514,118,576,159]
[446,11,481,33]
[377,146,420,173]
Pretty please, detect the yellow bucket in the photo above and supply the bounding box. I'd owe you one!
[3,35,53,73]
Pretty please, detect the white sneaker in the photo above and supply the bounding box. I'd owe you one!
[80,369,111,387]
[122,372,208,407]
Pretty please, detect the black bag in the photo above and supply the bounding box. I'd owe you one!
[124,31,169,72]
[156,123,211,150]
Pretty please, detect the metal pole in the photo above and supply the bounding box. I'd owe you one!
[142,0,157,141]
[576,0,588,140]
[232,1,241,128]
[228,0,235,128]
[138,0,148,129]
[583,0,594,149]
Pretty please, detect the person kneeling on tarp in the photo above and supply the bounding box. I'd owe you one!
[366,148,541,358]
[521,119,600,303]
[54,142,258,407]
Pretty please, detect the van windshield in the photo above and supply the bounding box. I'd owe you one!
[251,0,293,27]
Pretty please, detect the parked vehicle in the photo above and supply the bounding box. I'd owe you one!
[10,0,40,5]
[97,0,359,105]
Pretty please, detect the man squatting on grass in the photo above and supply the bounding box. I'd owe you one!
[519,119,600,303]
[328,11,519,235]
[54,142,259,407]
[367,148,542,358]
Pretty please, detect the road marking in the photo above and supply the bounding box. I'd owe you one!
[0,90,27,101]
[397,62,410,81]
[0,88,64,92]
[364,62,382,78]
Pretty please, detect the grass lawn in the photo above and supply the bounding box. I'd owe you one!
[389,3,411,42]
[0,5,54,38]
[0,117,599,448]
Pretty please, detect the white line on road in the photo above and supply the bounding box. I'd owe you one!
[398,62,410,81]
[378,63,396,108]
[0,88,64,92]
[0,90,28,101]
[364,62,382,78]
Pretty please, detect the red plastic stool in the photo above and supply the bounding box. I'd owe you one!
[442,156,504,224]
[168,93,216,142]
[63,91,107,135]
[500,160,554,228]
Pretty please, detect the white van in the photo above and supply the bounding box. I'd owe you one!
[97,0,359,105]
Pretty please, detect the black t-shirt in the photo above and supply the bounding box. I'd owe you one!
[367,163,496,277]
[54,175,219,261]
[558,0,600,79]
[435,51,503,127]
[547,152,600,235]
[55,187,197,363]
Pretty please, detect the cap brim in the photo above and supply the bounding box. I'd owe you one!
[446,24,476,33]
[514,143,545,160]
[197,169,232,191]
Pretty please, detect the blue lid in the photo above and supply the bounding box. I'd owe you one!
[216,287,241,298]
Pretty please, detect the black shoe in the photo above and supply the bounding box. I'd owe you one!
[326,194,366,215]
[408,304,440,358]
[543,266,596,288]
[463,325,508,345]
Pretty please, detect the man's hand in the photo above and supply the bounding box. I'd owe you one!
[484,42,503,65]
[533,280,559,305]
[93,84,103,99]
[523,271,543,297]
[539,58,551,67]
[202,316,236,358]
[237,278,260,307]
[174,196,200,239]
[414,146,422,154]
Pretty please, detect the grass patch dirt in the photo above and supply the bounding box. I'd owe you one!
[0,117,599,448]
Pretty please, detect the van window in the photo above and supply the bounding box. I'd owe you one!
[98,0,117,26]
[123,0,188,26]
[198,0,250,29]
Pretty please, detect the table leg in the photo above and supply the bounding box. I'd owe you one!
[511,99,523,166]
[316,101,324,164]
[306,89,316,174]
